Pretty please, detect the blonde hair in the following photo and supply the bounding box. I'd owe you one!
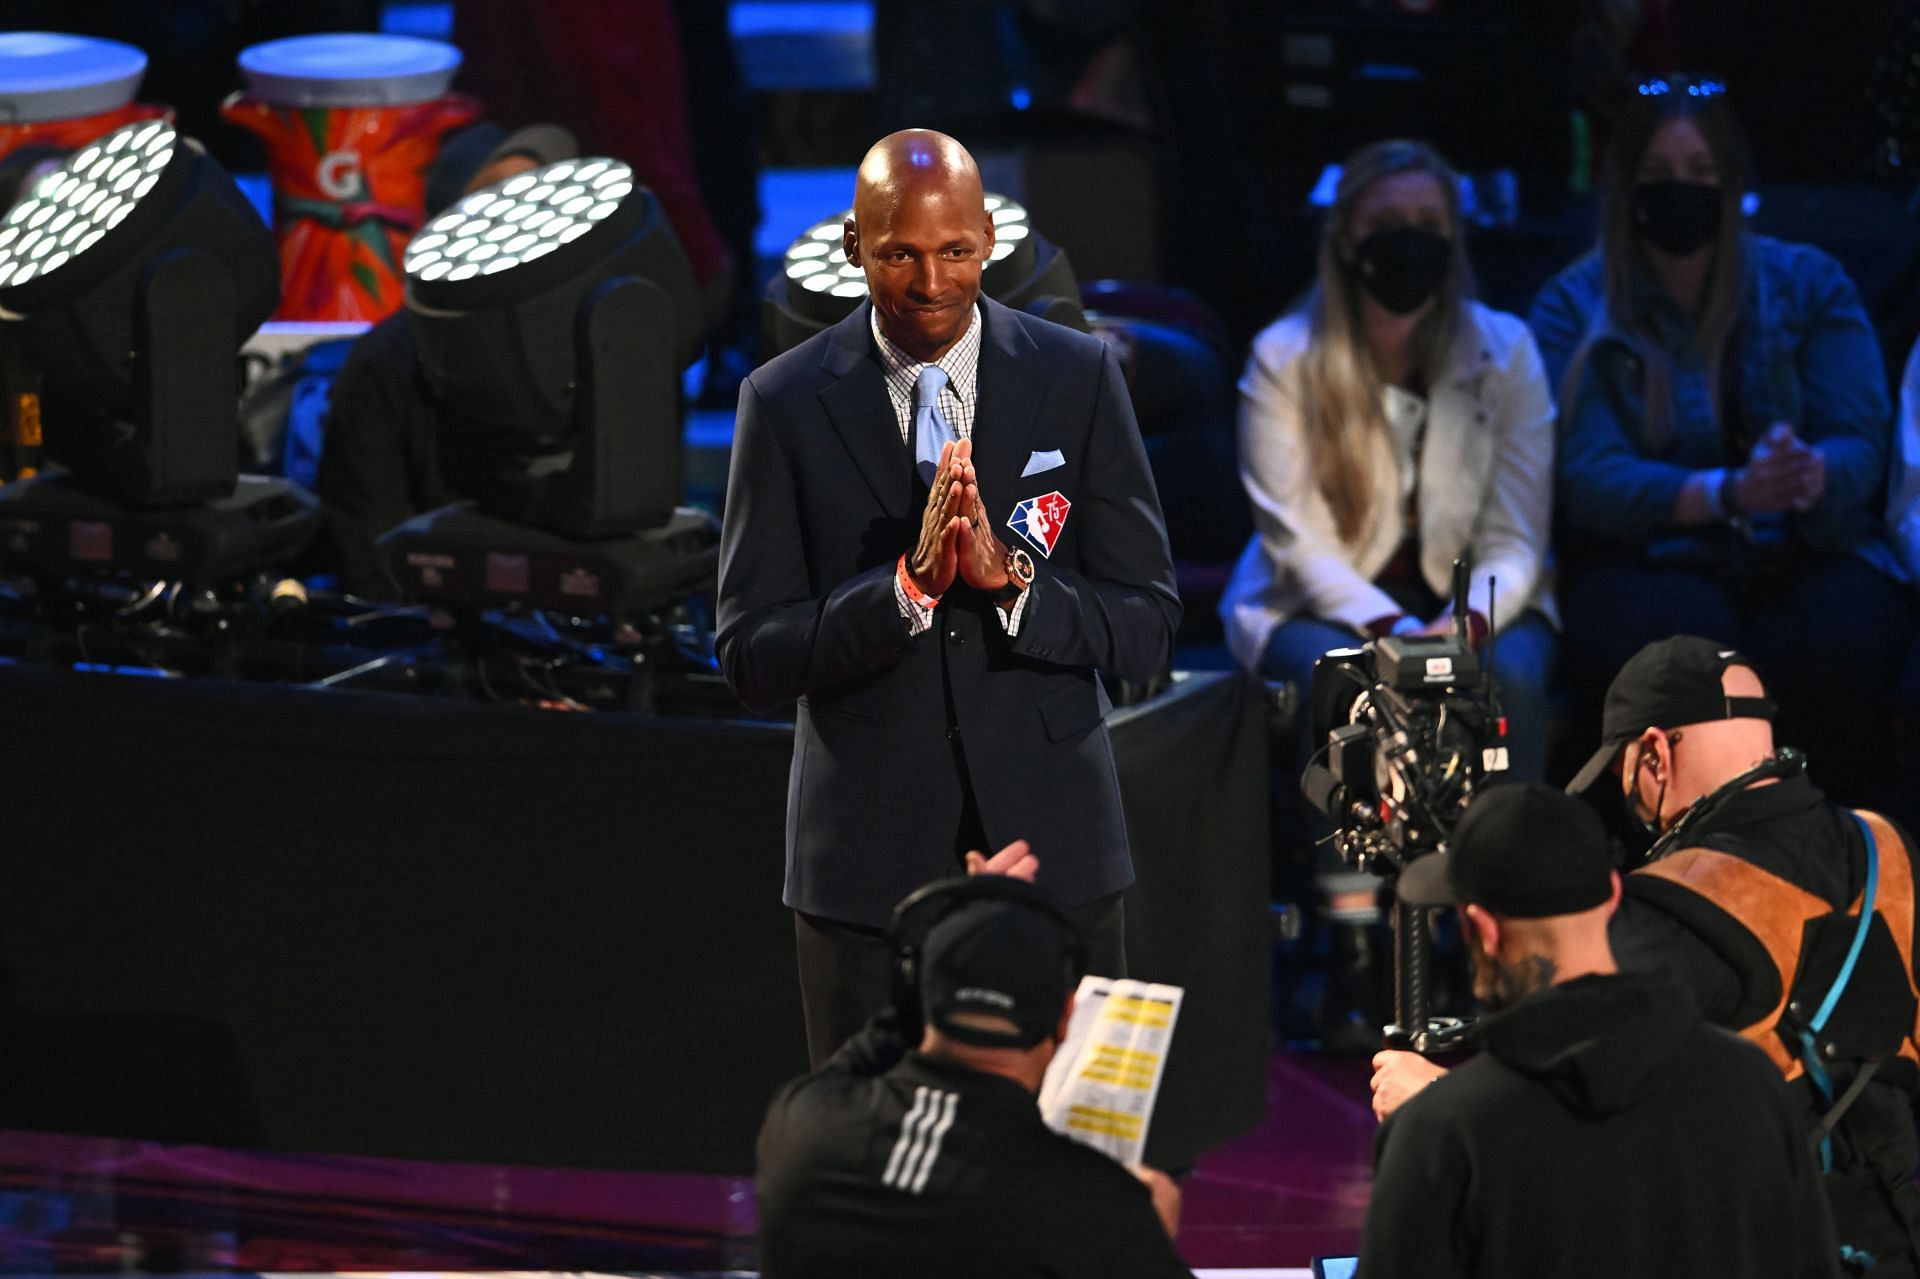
[1561,74,1747,451]
[1297,140,1474,545]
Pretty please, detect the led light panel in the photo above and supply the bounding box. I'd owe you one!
[0,119,176,291]
[405,157,636,284]
[781,195,1029,301]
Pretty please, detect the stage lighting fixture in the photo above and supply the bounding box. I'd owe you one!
[381,156,715,613]
[760,194,1087,359]
[0,118,319,584]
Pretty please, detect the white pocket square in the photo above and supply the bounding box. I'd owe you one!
[1021,449,1066,477]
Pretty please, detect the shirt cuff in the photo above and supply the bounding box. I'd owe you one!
[996,584,1031,636]
[895,556,937,636]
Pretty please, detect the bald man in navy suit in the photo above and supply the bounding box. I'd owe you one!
[717,130,1180,1064]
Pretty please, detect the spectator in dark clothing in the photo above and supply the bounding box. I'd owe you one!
[1529,74,1911,813]
[870,0,1284,346]
[313,125,573,594]
[452,0,733,330]
[667,0,761,396]
[755,845,1190,1279]
[1376,638,1920,1276]
[313,314,444,595]
[1664,0,1904,185]
[1365,782,1837,1279]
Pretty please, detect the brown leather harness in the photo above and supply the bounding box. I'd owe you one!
[1635,809,1920,1080]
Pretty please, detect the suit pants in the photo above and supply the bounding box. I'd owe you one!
[795,891,1127,1068]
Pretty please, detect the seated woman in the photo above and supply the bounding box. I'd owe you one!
[1220,139,1557,1042]
[1531,74,1909,812]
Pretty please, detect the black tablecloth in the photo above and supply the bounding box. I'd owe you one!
[0,666,1267,1173]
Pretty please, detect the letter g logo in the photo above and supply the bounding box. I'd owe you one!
[316,150,363,200]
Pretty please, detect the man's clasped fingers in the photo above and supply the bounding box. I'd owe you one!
[963,838,1040,882]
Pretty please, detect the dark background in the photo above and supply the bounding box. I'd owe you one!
[0,666,1268,1175]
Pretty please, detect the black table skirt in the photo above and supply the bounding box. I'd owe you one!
[0,665,1268,1173]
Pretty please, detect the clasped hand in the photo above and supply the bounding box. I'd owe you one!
[907,439,1012,597]
[1734,421,1825,515]
[963,838,1040,882]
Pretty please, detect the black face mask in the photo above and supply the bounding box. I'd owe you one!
[1628,757,1668,848]
[1347,227,1452,315]
[1631,180,1723,256]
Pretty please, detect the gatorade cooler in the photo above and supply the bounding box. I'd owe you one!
[0,32,165,163]
[221,34,478,322]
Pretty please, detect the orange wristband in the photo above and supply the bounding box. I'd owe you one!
[897,555,940,610]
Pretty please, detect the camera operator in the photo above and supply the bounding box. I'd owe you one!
[754,841,1191,1279]
[1372,636,1920,1276]
[1361,782,1836,1279]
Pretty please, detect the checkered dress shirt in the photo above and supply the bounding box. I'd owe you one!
[871,304,1029,636]
[871,303,980,444]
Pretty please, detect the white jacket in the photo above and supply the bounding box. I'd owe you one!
[1220,300,1558,670]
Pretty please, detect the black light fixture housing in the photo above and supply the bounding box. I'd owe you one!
[0,119,318,585]
[401,156,702,540]
[760,193,1087,359]
[382,157,715,614]
[0,119,278,503]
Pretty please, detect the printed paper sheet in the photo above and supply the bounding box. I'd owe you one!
[1037,976,1183,1166]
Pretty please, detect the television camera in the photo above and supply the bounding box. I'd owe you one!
[1300,562,1507,1053]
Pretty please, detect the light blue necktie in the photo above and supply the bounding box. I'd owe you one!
[914,365,955,485]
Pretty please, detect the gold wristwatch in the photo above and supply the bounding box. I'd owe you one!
[995,547,1035,605]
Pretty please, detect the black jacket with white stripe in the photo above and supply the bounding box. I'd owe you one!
[755,1021,1194,1278]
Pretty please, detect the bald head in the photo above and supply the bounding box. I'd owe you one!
[844,130,994,362]
[1684,664,1777,760]
[853,130,983,222]
[1621,663,1780,832]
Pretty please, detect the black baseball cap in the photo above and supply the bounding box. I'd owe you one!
[1396,782,1617,917]
[920,897,1080,1049]
[1565,635,1776,794]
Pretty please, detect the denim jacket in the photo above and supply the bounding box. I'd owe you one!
[1529,235,1900,578]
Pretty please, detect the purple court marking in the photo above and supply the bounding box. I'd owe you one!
[0,1049,1373,1272]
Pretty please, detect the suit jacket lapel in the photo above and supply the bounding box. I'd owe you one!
[972,299,1053,539]
[817,302,915,522]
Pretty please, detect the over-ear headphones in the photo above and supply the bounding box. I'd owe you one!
[887,876,1088,1044]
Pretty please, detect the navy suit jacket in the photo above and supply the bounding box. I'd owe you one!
[716,298,1181,927]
